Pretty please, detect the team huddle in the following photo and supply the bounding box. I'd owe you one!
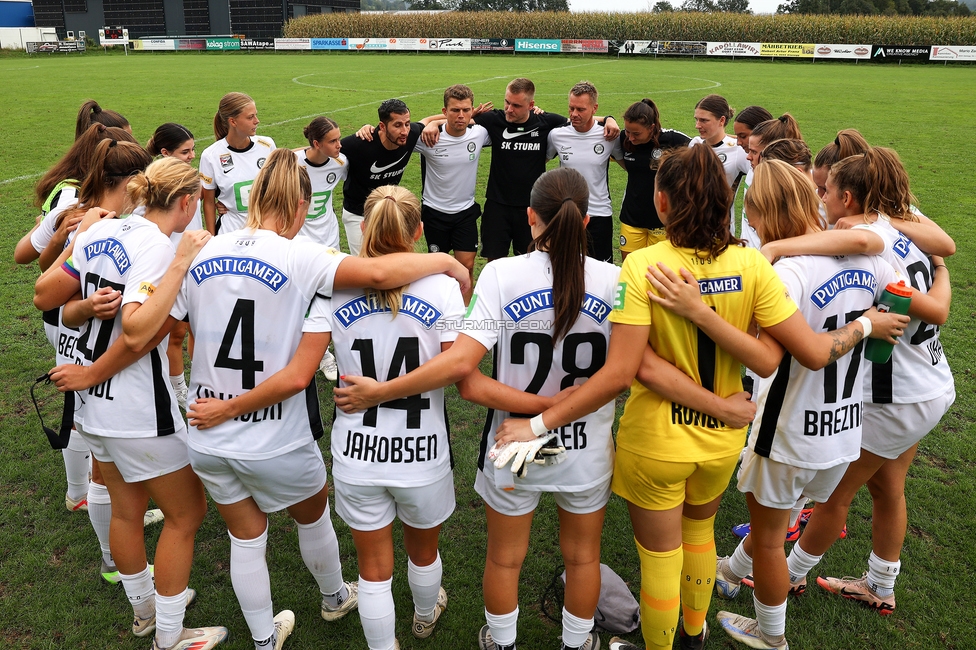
[15,77,954,650]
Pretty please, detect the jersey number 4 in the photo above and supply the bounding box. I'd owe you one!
[351,337,431,429]
[215,299,265,389]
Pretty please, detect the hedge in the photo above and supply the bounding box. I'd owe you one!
[284,11,976,45]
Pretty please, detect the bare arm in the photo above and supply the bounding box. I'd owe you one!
[334,334,487,412]
[905,256,951,325]
[14,220,42,265]
[333,252,470,295]
[202,188,217,234]
[48,317,175,392]
[889,215,955,257]
[493,322,648,444]
[635,343,757,429]
[188,332,330,429]
[645,263,785,377]
[760,229,884,264]
[121,230,211,351]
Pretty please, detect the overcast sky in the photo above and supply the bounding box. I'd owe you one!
[570,0,781,16]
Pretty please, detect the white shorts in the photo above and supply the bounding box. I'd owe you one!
[736,447,849,510]
[475,469,611,517]
[188,441,327,513]
[78,426,190,483]
[860,387,955,459]
[334,471,456,532]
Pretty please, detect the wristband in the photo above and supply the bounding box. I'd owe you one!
[529,414,549,437]
[855,315,873,339]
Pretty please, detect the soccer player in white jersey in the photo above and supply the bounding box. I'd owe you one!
[199,92,276,236]
[415,84,490,304]
[167,149,470,650]
[336,168,622,650]
[546,81,624,264]
[147,122,202,412]
[308,186,464,650]
[689,95,751,193]
[679,159,937,650]
[730,106,773,249]
[35,153,227,650]
[295,116,349,381]
[757,148,954,618]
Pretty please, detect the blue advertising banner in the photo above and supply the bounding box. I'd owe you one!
[311,38,347,50]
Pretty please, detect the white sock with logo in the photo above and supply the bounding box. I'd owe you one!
[786,543,822,583]
[867,551,900,597]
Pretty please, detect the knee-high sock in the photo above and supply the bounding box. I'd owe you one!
[358,576,396,650]
[119,565,155,618]
[485,607,518,648]
[680,515,715,637]
[230,527,274,642]
[636,539,683,649]
[63,433,90,502]
[561,607,593,648]
[408,552,442,618]
[295,501,344,597]
[87,481,113,565]
[155,588,188,648]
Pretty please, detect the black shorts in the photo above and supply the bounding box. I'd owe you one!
[422,203,480,254]
[586,216,614,264]
[480,199,533,259]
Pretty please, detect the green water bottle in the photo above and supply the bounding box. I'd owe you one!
[864,280,913,364]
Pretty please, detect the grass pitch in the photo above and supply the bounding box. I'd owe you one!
[1,51,974,650]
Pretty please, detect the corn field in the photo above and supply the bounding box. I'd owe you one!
[284,11,976,45]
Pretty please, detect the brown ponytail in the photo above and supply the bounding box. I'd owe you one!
[75,100,129,140]
[657,144,739,259]
[35,124,135,207]
[213,92,254,140]
[529,167,589,342]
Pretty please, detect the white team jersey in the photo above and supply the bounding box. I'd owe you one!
[689,135,750,188]
[749,253,899,469]
[296,149,348,249]
[464,251,619,492]
[180,229,347,460]
[854,219,953,403]
[199,136,276,235]
[547,122,624,218]
[169,201,203,248]
[739,169,762,249]
[69,216,185,438]
[415,124,490,214]
[314,275,465,487]
[30,192,78,255]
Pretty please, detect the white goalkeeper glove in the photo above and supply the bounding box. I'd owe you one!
[488,433,566,479]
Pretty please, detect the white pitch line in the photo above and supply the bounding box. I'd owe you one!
[0,173,43,186]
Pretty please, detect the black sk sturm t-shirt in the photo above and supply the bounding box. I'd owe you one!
[475,110,568,207]
[341,122,424,215]
[619,129,691,230]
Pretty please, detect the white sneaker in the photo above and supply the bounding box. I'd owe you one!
[271,610,295,650]
[152,625,228,650]
[132,587,197,637]
[319,350,338,382]
[412,586,447,638]
[144,508,165,527]
[321,581,358,621]
[717,611,789,649]
[716,556,742,599]
[65,493,88,512]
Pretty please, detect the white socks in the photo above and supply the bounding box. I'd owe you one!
[63,433,90,502]
[867,551,900,596]
[120,565,155,618]
[753,594,787,639]
[296,502,345,598]
[408,553,442,620]
[728,540,753,580]
[561,607,593,649]
[230,527,274,643]
[786,543,822,583]
[485,607,519,648]
[155,588,188,649]
[87,481,113,565]
[358,576,396,650]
